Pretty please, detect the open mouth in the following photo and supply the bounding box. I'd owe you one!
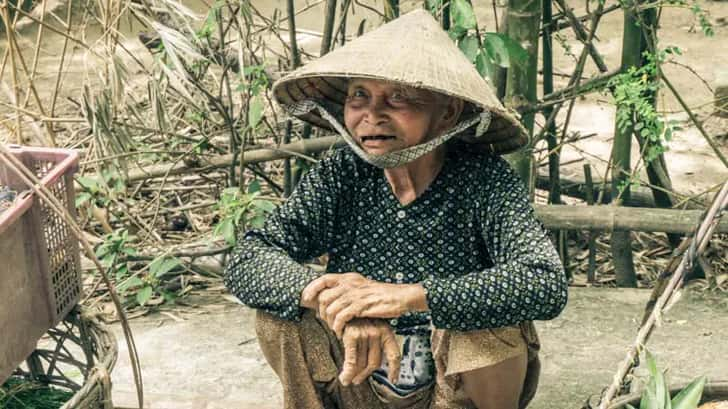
[360,135,396,142]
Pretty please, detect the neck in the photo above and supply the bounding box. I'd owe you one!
[383,145,447,206]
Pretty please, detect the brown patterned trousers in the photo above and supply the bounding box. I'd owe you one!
[255,310,541,409]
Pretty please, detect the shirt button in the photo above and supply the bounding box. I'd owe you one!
[396,210,406,219]
[395,272,404,280]
[390,318,398,326]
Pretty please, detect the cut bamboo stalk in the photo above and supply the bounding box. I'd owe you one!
[504,0,542,186]
[126,135,346,182]
[320,0,338,56]
[50,0,73,120]
[534,172,707,209]
[584,164,597,283]
[534,204,728,234]
[1,2,22,144]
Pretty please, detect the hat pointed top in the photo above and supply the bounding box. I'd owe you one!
[272,8,527,154]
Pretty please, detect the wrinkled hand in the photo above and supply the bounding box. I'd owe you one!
[301,273,416,338]
[338,318,401,387]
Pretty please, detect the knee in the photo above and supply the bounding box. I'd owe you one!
[255,310,317,353]
[460,353,528,409]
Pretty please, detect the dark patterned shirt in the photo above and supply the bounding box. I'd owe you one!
[224,142,568,331]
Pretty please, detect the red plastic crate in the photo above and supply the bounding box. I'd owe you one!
[0,145,82,384]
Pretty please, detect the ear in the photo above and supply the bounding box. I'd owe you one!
[438,97,464,130]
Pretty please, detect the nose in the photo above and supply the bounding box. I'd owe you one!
[362,95,389,125]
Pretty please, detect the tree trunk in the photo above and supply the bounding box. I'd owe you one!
[503,0,542,188]
[610,0,643,287]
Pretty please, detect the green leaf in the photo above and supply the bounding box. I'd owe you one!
[136,285,153,306]
[451,0,477,32]
[122,247,138,256]
[645,351,668,409]
[483,34,509,68]
[161,290,178,303]
[250,214,266,229]
[75,192,93,207]
[252,199,276,213]
[458,34,480,62]
[640,388,659,409]
[247,179,262,194]
[484,33,529,68]
[117,276,144,292]
[248,95,265,129]
[215,219,236,245]
[76,176,99,191]
[425,0,443,14]
[149,256,182,278]
[625,405,638,409]
[475,49,494,80]
[671,376,706,409]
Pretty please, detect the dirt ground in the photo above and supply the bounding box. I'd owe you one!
[107,287,728,409]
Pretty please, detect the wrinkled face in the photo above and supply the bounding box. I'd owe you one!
[343,79,461,155]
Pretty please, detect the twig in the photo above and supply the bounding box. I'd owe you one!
[597,179,728,408]
[661,73,728,168]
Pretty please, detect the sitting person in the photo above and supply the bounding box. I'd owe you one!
[224,9,568,409]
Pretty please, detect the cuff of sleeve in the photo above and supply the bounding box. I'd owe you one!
[283,265,324,322]
[420,276,456,330]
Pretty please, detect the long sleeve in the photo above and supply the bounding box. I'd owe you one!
[224,152,346,321]
[421,156,568,331]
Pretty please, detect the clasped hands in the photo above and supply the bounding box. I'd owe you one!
[300,272,426,387]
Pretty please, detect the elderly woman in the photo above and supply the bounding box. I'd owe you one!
[224,9,568,409]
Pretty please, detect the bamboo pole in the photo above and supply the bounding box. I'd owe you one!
[503,0,542,186]
[610,0,644,287]
[534,204,728,234]
[126,135,346,182]
[283,0,302,197]
[583,164,597,282]
[534,172,707,209]
[1,1,22,144]
[542,0,560,206]
[320,0,338,56]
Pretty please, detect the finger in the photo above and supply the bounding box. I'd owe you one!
[339,332,359,387]
[382,331,401,385]
[317,286,347,320]
[354,337,368,382]
[321,294,349,330]
[332,306,358,339]
[353,334,382,385]
[301,275,338,304]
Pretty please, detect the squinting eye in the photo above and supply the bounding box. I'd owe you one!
[390,92,406,102]
[349,89,367,98]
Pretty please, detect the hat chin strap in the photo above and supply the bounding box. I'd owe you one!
[286,99,491,169]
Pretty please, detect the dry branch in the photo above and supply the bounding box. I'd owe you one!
[535,173,707,209]
[126,135,345,182]
[535,204,728,233]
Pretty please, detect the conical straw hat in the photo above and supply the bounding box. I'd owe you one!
[272,9,527,154]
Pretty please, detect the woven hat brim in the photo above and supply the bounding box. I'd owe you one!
[273,73,527,154]
[271,9,529,154]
